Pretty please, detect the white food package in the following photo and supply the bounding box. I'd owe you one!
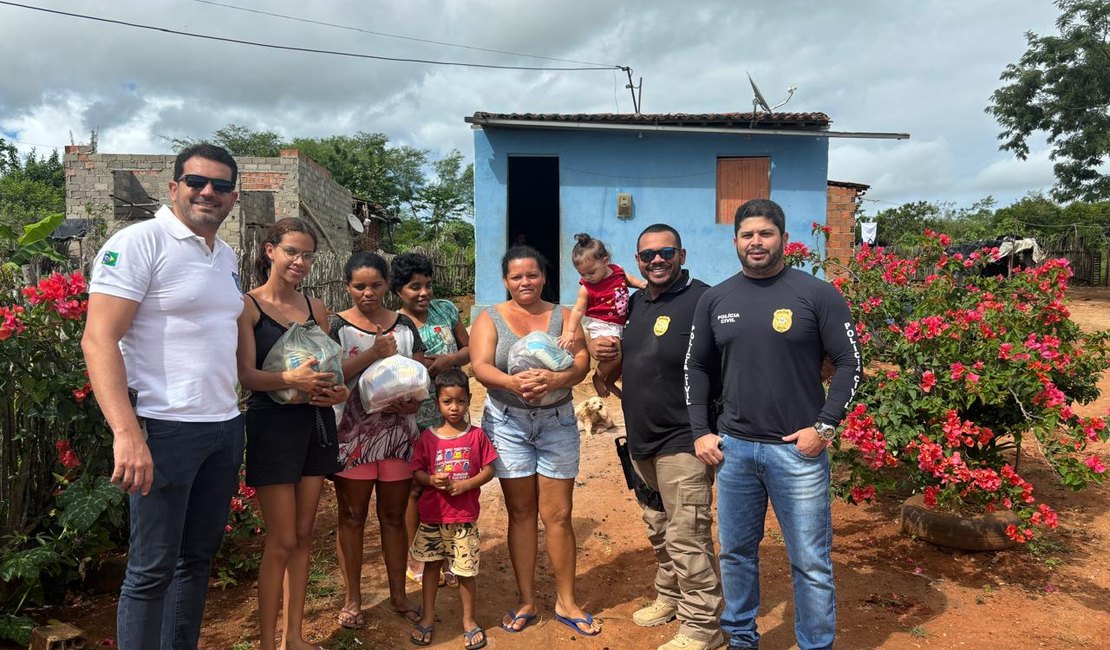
[357,355,430,414]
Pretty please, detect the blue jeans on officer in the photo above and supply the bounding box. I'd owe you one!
[715,435,835,650]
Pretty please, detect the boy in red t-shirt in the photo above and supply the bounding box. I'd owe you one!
[408,369,498,649]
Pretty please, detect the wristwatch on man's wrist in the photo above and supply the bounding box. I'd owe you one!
[814,422,837,442]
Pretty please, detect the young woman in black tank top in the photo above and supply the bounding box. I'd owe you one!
[235,218,348,650]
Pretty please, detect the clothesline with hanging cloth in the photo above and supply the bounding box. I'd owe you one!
[857,217,878,245]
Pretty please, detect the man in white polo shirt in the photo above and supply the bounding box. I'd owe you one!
[82,144,245,650]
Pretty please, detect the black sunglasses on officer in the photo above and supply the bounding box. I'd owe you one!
[637,247,678,263]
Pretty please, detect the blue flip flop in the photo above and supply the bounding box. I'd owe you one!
[500,610,538,633]
[554,611,601,636]
[410,622,434,646]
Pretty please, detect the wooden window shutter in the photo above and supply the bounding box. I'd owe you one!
[716,157,770,225]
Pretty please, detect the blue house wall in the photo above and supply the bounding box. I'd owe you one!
[472,126,829,308]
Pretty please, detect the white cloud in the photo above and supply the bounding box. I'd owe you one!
[0,0,1067,209]
[969,148,1055,194]
[830,138,954,197]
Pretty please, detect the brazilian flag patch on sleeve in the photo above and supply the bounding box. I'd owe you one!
[101,251,119,266]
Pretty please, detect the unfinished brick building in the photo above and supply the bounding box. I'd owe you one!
[63,146,369,254]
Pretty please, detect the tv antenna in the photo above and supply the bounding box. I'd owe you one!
[621,66,642,114]
[747,72,797,115]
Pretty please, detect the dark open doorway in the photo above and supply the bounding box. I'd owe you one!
[507,156,560,303]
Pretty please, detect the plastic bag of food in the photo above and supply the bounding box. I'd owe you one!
[507,331,573,374]
[261,322,345,404]
[358,355,430,414]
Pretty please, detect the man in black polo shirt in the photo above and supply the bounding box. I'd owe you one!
[597,223,723,650]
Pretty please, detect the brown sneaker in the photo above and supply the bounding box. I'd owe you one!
[633,599,677,627]
[657,632,726,650]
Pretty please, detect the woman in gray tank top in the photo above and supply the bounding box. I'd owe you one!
[470,246,602,637]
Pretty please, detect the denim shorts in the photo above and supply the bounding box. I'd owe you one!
[480,397,580,479]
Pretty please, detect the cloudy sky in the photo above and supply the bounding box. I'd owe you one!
[0,0,1061,212]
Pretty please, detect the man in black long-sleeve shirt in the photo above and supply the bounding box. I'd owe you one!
[685,199,860,650]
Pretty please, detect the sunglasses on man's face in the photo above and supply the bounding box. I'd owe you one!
[637,247,678,263]
[177,174,235,194]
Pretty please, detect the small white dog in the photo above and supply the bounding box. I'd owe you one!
[575,396,614,436]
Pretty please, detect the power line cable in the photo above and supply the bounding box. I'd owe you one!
[1,136,65,148]
[193,0,619,68]
[1012,219,1107,229]
[0,1,620,71]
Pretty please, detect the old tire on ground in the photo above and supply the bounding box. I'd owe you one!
[900,494,1019,551]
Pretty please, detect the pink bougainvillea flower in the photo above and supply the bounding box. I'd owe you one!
[850,485,876,503]
[0,305,26,340]
[784,242,810,258]
[920,370,936,393]
[922,486,940,508]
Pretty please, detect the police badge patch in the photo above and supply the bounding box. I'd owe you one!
[653,315,670,336]
[772,308,793,333]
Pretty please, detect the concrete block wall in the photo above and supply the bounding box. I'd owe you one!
[290,150,353,253]
[234,154,298,249]
[65,145,174,227]
[64,146,353,253]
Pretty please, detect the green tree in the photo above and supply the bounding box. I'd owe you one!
[170,124,284,157]
[992,192,1064,234]
[986,0,1110,202]
[940,197,998,243]
[992,193,1110,246]
[414,149,474,236]
[0,139,17,174]
[870,201,943,248]
[871,198,998,248]
[0,141,65,231]
[290,133,427,214]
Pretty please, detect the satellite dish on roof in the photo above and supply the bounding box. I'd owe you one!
[771,86,797,110]
[347,213,365,233]
[747,72,772,113]
[747,72,798,114]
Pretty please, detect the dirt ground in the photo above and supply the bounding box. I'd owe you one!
[23,288,1110,649]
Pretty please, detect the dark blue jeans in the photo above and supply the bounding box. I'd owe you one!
[716,436,835,650]
[116,415,244,650]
